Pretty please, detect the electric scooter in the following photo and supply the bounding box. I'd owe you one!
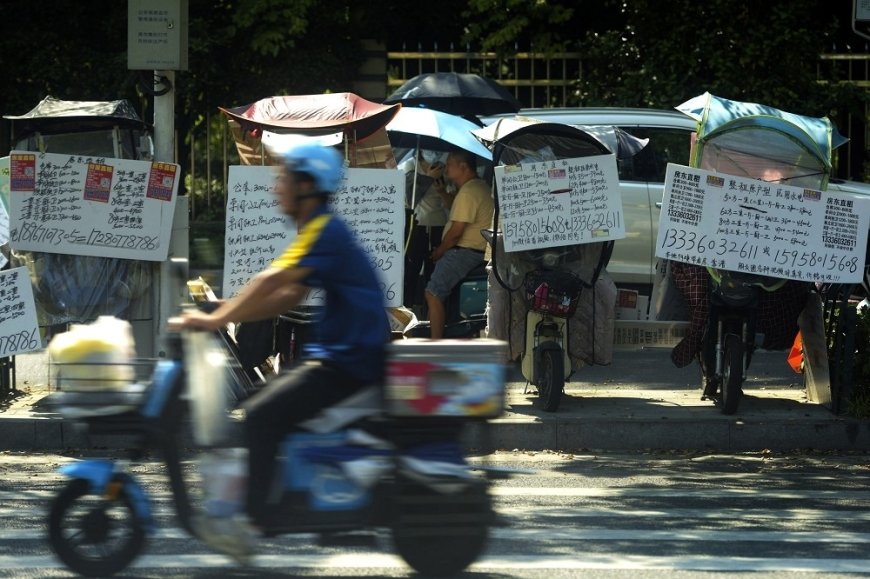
[674,92,841,415]
[45,286,504,577]
[700,269,784,414]
[518,247,586,412]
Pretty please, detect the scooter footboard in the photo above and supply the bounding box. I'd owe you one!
[281,431,385,514]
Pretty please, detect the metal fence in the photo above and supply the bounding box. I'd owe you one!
[386,46,583,109]
[818,52,870,181]
[187,48,870,237]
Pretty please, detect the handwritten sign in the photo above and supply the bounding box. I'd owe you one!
[223,166,404,307]
[7,151,179,261]
[0,267,41,357]
[494,154,625,252]
[656,163,870,283]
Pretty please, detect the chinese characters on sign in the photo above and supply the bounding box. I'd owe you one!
[656,163,870,283]
[223,166,288,296]
[494,154,625,253]
[0,267,41,357]
[7,152,179,261]
[223,166,404,307]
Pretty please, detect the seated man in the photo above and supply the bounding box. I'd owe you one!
[171,141,390,558]
[425,148,494,339]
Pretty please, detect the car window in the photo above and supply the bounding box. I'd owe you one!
[617,127,692,184]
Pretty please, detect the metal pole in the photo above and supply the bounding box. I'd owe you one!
[154,70,189,355]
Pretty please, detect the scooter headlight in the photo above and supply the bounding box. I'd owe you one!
[542,251,560,268]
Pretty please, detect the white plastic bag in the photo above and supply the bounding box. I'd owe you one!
[49,316,136,390]
[184,331,231,446]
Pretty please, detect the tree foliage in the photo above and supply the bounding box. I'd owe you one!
[1,0,867,176]
[462,0,576,54]
[573,0,843,116]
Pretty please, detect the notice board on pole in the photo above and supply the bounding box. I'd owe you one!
[223,166,404,307]
[7,151,180,261]
[493,154,625,253]
[656,163,870,284]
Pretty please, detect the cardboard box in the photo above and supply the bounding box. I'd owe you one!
[613,320,691,349]
[615,289,652,321]
[386,339,507,418]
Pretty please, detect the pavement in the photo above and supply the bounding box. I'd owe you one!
[2,347,869,453]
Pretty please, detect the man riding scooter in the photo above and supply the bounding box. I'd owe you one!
[171,141,390,559]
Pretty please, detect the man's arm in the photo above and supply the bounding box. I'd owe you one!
[431,220,467,261]
[172,265,313,331]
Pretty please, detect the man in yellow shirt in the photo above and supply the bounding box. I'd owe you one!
[425,148,494,339]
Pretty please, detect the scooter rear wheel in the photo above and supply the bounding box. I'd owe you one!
[537,348,564,412]
[391,473,491,576]
[48,478,145,577]
[721,333,744,415]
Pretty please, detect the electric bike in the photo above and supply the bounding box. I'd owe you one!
[46,290,505,577]
[674,92,846,414]
[477,119,630,412]
[700,270,785,414]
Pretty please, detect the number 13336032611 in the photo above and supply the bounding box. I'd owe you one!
[659,228,760,259]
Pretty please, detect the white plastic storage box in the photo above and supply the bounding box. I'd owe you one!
[385,339,508,418]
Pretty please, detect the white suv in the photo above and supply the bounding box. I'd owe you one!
[483,107,870,297]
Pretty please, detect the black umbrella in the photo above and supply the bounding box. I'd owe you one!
[384,72,522,117]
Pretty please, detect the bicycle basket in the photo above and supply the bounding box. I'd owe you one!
[524,269,583,318]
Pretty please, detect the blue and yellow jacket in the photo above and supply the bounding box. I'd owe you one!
[272,205,389,383]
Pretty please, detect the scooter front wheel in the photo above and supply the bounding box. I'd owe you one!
[537,348,564,412]
[48,478,146,577]
[721,333,744,415]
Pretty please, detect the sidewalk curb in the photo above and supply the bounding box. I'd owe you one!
[2,408,869,453]
[3,349,866,454]
[465,416,870,453]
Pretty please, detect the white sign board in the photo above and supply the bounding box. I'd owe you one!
[127,0,189,70]
[494,154,625,253]
[7,152,179,261]
[0,267,41,357]
[656,164,870,283]
[223,166,404,307]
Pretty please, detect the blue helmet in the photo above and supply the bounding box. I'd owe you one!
[283,142,345,194]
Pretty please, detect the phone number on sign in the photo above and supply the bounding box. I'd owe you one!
[505,212,621,239]
[0,328,39,356]
[660,228,860,273]
[660,228,760,259]
[774,249,859,273]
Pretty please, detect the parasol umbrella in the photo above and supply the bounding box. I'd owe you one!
[386,107,492,160]
[219,92,399,138]
[218,93,400,168]
[384,72,522,117]
[386,107,492,212]
[474,117,647,162]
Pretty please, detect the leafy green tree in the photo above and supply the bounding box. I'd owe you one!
[462,0,576,54]
[574,0,841,116]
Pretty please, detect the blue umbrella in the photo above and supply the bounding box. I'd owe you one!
[386,106,493,161]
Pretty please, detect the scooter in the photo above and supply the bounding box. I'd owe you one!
[46,303,502,577]
[699,269,784,414]
[674,92,842,415]
[483,227,612,412]
[518,247,586,412]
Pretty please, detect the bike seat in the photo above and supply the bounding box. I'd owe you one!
[299,386,381,433]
